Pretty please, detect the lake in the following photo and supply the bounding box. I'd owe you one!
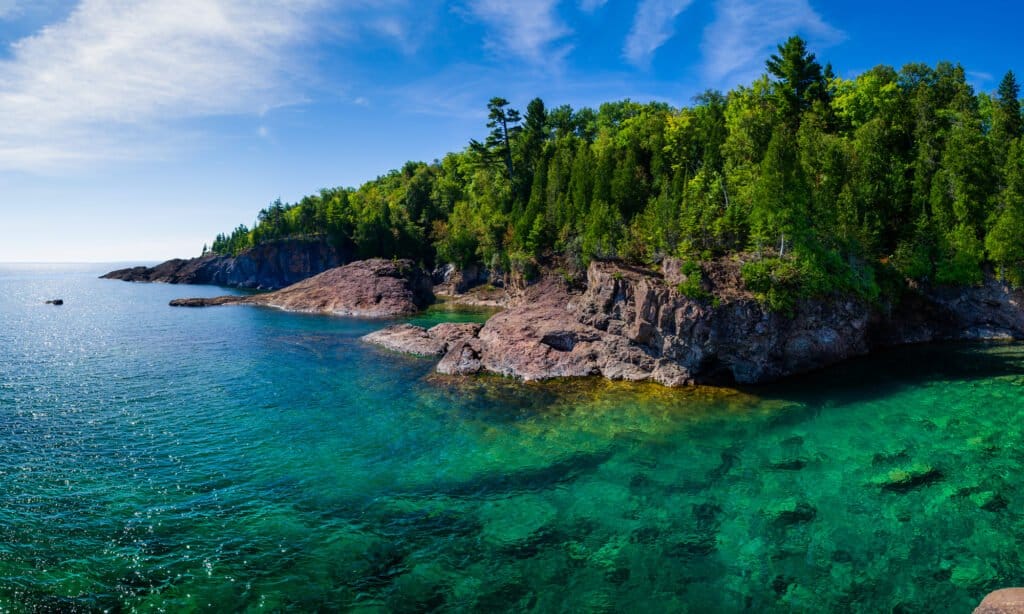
[2,263,1022,611]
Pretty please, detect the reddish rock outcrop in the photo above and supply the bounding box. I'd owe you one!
[169,259,433,318]
[366,258,1024,386]
[362,323,482,357]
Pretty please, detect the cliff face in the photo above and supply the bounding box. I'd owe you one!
[102,238,344,290]
[169,259,434,319]
[431,260,872,386]
[366,259,1024,386]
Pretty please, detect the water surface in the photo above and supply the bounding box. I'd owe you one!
[2,264,1023,612]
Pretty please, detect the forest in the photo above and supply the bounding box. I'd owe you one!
[208,37,1024,311]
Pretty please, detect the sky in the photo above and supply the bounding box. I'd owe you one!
[0,0,1021,262]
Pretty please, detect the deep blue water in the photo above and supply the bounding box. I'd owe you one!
[3,263,1024,612]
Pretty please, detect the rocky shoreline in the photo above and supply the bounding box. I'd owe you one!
[361,258,1024,387]
[105,250,1024,386]
[169,258,433,318]
[102,237,344,290]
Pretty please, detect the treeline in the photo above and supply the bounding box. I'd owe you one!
[209,36,1024,309]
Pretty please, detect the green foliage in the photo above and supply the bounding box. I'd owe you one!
[675,260,712,302]
[741,257,804,313]
[581,199,623,262]
[987,140,1024,285]
[208,36,1023,307]
[742,248,879,314]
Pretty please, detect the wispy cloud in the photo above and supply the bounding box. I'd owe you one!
[0,0,18,18]
[578,0,608,12]
[700,0,843,86]
[0,0,334,171]
[468,0,571,66]
[624,0,696,68]
[967,70,994,83]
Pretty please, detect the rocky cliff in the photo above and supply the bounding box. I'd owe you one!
[365,258,1024,386]
[102,238,344,290]
[170,258,433,318]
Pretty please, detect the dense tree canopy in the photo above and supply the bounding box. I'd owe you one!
[210,37,1024,310]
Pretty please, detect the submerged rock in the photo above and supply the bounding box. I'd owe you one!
[767,457,807,471]
[970,490,1009,512]
[170,258,433,318]
[873,464,944,492]
[764,499,817,526]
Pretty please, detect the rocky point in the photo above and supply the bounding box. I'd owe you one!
[169,258,433,319]
[363,258,1024,386]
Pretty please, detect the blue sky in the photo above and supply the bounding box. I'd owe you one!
[0,0,1020,262]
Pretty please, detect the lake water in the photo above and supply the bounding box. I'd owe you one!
[2,263,1023,612]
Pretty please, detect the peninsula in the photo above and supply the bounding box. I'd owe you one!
[105,37,1024,386]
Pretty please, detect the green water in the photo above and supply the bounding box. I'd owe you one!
[2,264,1023,612]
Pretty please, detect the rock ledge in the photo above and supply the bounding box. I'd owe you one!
[170,258,432,319]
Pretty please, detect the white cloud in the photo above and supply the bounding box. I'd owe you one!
[468,0,571,66]
[578,0,608,12]
[0,0,333,172]
[624,0,696,68]
[700,0,843,86]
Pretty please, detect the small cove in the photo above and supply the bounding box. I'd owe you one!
[2,264,1023,611]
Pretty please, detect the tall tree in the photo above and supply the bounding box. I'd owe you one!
[471,97,522,183]
[516,97,550,207]
[765,36,827,123]
[992,70,1022,167]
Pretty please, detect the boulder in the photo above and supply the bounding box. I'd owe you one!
[363,324,446,357]
[362,322,482,357]
[436,338,485,375]
[975,589,1024,613]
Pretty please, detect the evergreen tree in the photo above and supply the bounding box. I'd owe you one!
[991,70,1022,167]
[471,97,522,184]
[765,36,827,124]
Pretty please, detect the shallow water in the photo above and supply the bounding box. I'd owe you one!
[2,264,1023,612]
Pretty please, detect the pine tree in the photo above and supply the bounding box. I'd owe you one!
[470,97,522,183]
[991,71,1022,167]
[765,36,827,124]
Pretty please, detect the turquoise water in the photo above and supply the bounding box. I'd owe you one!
[2,264,1024,612]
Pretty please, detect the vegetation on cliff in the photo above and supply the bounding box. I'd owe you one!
[210,36,1024,309]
